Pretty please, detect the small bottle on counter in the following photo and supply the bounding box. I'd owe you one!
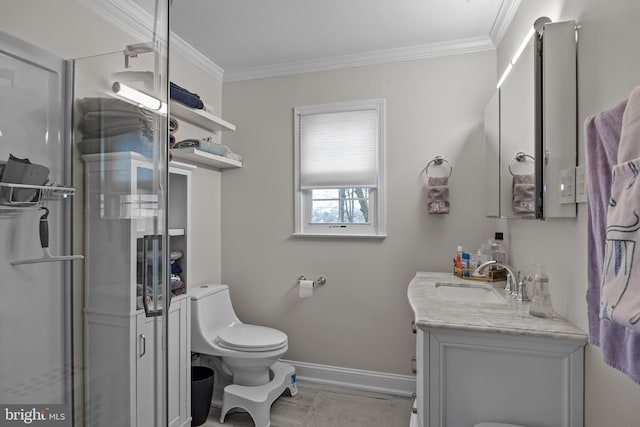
[462,252,471,276]
[455,245,464,271]
[493,232,508,265]
[529,264,554,318]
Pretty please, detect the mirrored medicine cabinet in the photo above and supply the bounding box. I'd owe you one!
[484,19,577,219]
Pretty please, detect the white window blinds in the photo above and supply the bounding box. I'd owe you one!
[298,108,379,189]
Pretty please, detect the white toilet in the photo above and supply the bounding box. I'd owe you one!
[189,283,297,427]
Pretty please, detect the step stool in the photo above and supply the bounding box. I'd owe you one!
[219,361,297,427]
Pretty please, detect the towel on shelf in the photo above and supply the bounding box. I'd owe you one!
[169,116,179,133]
[586,95,640,384]
[512,174,535,214]
[426,176,450,214]
[169,117,179,147]
[172,137,242,161]
[170,82,204,109]
[601,85,640,332]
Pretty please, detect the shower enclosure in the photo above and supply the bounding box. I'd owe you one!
[0,0,181,425]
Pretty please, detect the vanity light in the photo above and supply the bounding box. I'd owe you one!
[496,27,537,89]
[512,27,536,65]
[112,82,166,113]
[496,63,513,89]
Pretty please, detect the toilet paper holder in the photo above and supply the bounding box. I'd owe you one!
[298,275,326,287]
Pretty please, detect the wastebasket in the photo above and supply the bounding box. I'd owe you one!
[191,366,214,426]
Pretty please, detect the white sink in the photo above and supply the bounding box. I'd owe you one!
[435,282,506,304]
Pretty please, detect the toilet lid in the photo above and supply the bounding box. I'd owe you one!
[217,324,288,352]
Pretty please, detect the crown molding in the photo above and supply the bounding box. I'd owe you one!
[224,36,495,82]
[81,0,224,81]
[490,0,522,47]
[83,0,511,84]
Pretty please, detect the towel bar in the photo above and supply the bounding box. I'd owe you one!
[508,152,535,176]
[424,155,452,178]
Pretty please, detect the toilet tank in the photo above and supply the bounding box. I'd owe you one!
[189,284,240,338]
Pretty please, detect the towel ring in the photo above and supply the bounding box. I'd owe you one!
[508,152,535,176]
[424,155,452,178]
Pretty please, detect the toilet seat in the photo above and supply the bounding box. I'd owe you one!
[217,324,288,352]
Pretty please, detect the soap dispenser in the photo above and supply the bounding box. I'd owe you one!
[529,264,554,318]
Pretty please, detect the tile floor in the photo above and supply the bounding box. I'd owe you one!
[201,381,412,427]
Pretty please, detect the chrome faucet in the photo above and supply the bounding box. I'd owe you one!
[473,260,519,294]
[473,260,533,302]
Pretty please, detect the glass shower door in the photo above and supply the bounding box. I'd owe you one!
[75,2,173,426]
[0,30,75,426]
[0,1,175,425]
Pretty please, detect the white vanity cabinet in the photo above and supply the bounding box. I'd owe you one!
[408,272,587,427]
[83,152,193,427]
[414,327,585,427]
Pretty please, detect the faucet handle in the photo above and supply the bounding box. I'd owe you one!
[515,274,532,302]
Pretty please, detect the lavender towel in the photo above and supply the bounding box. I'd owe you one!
[512,174,535,214]
[426,176,449,214]
[586,98,640,384]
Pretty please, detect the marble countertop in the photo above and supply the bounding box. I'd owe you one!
[408,271,587,341]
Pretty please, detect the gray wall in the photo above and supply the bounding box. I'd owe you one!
[499,1,640,426]
[221,52,497,373]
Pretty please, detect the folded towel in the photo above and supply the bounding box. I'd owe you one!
[586,96,640,384]
[169,116,179,134]
[601,85,640,332]
[426,176,450,214]
[78,130,154,159]
[512,174,535,214]
[170,82,204,109]
[172,138,243,162]
[0,154,49,203]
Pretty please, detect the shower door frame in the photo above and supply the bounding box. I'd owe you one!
[0,30,75,426]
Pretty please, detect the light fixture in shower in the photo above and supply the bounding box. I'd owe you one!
[112,82,166,114]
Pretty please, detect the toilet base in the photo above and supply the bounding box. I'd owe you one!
[220,362,297,427]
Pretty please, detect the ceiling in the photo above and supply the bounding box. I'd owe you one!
[157,0,519,81]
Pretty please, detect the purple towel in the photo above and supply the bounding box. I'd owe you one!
[586,99,640,384]
[426,176,450,214]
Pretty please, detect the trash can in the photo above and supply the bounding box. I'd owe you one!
[191,366,214,426]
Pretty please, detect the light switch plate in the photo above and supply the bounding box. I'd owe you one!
[559,167,576,204]
[575,164,587,203]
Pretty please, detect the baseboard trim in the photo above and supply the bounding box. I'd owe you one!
[281,359,416,398]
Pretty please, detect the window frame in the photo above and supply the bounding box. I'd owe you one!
[293,99,386,238]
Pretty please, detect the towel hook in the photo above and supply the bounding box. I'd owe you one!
[424,155,452,178]
[508,152,535,176]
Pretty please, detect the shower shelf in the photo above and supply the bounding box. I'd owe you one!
[0,183,75,211]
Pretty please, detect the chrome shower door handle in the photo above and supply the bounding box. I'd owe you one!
[139,334,146,357]
[142,234,164,317]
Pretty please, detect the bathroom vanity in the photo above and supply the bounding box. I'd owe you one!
[407,272,587,427]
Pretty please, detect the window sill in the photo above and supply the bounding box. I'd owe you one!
[291,233,387,239]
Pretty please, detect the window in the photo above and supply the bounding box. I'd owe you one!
[294,99,385,237]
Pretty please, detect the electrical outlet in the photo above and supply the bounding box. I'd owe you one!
[576,164,587,203]
[559,167,576,204]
